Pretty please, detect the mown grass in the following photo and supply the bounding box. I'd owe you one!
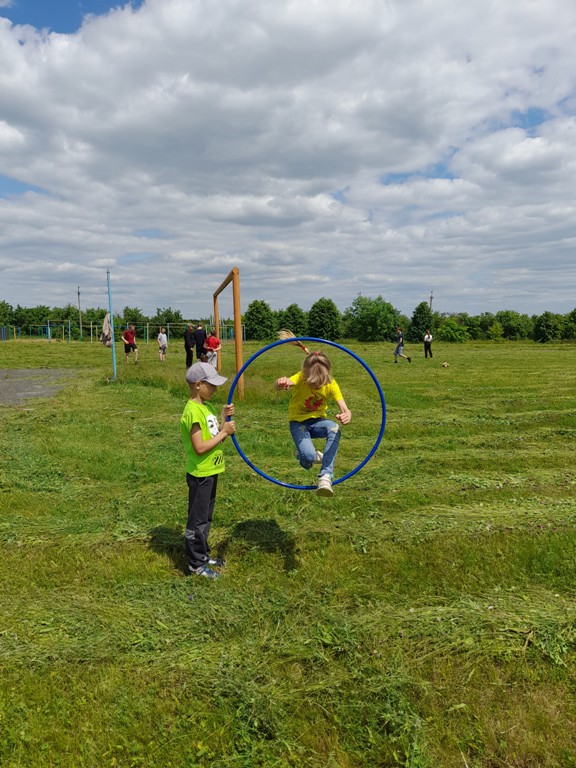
[0,338,575,767]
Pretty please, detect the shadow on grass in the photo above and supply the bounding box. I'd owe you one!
[149,518,298,574]
[148,525,188,575]
[220,518,299,572]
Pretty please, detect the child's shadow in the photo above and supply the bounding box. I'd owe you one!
[220,518,299,572]
[148,519,298,574]
[148,525,188,574]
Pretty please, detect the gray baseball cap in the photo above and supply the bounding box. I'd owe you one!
[186,362,227,386]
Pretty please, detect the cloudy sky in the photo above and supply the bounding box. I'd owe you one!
[1,0,575,319]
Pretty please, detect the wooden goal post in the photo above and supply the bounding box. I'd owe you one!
[213,267,244,398]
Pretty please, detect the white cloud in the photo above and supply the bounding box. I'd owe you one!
[0,0,576,317]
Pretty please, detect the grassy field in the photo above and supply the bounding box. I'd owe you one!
[0,338,575,767]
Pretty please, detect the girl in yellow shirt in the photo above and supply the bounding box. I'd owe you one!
[275,351,351,497]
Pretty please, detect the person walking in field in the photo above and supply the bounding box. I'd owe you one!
[180,362,236,579]
[184,323,195,368]
[275,348,351,498]
[423,329,433,359]
[393,327,411,364]
[121,324,138,364]
[193,323,207,362]
[158,326,168,362]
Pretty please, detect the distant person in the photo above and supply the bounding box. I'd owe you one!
[180,362,236,579]
[424,329,433,359]
[193,323,207,362]
[393,327,411,364]
[184,323,195,368]
[121,324,138,364]
[158,326,168,362]
[204,330,221,366]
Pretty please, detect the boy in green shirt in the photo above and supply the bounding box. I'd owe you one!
[180,362,236,579]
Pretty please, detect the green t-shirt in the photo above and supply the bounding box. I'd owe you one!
[180,399,225,477]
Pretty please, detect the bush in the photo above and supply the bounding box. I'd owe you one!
[408,302,433,343]
[533,311,564,343]
[344,295,399,342]
[277,304,308,336]
[244,300,276,341]
[437,317,470,343]
[307,298,342,340]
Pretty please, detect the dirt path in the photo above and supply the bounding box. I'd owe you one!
[0,369,76,406]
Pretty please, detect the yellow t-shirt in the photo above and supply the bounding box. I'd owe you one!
[287,371,343,422]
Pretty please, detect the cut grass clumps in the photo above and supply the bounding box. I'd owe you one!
[1,339,576,766]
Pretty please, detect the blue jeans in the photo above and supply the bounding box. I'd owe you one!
[289,418,341,478]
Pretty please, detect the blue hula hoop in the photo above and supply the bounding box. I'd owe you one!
[226,337,386,490]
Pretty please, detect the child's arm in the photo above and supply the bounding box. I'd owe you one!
[275,377,294,391]
[190,411,236,455]
[335,398,352,425]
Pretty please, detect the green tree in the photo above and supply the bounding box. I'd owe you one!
[462,314,484,340]
[0,300,14,325]
[307,298,342,340]
[562,308,576,340]
[436,317,470,343]
[487,321,504,341]
[244,300,276,341]
[150,307,185,338]
[476,312,496,340]
[120,306,148,327]
[343,295,398,342]
[50,304,79,322]
[278,303,308,336]
[13,305,52,334]
[408,301,433,343]
[83,307,108,324]
[533,311,564,343]
[494,310,533,340]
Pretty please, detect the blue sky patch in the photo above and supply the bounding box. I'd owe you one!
[331,187,349,204]
[380,171,416,186]
[380,162,456,186]
[0,175,48,198]
[510,107,549,134]
[132,228,168,239]
[1,0,144,34]
[426,162,455,180]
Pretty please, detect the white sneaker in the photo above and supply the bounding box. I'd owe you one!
[316,475,333,497]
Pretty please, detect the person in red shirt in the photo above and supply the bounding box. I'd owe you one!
[121,324,139,364]
[203,330,221,366]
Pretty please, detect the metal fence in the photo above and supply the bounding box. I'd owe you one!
[0,322,245,343]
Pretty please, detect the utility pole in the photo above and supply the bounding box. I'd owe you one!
[429,291,434,312]
[77,285,83,340]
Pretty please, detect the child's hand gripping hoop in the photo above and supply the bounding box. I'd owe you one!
[226,337,386,490]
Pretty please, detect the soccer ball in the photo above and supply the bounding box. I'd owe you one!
[442,361,449,368]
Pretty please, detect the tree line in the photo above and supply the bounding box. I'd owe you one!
[0,302,200,340]
[244,296,576,343]
[2,297,576,343]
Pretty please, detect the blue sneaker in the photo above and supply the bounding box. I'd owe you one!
[191,565,220,579]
